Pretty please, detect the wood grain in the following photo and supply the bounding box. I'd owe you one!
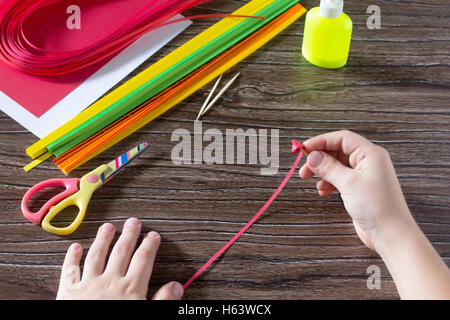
[0,0,448,299]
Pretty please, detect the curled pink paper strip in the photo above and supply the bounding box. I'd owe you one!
[184,140,305,289]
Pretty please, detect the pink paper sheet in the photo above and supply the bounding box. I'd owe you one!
[0,0,177,117]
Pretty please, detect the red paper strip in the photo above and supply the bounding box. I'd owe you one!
[183,140,305,289]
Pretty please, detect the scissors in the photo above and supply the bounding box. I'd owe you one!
[21,143,150,236]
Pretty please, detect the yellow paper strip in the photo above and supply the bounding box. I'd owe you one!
[23,152,53,172]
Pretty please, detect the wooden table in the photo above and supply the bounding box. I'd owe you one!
[0,0,448,299]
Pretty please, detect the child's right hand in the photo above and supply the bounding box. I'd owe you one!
[299,130,414,252]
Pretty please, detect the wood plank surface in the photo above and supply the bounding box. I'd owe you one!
[0,0,448,299]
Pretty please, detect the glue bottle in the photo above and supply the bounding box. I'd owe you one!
[301,0,352,69]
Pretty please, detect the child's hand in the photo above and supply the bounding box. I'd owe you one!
[299,130,413,252]
[299,130,450,299]
[56,218,184,300]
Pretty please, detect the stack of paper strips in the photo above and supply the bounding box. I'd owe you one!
[25,0,306,173]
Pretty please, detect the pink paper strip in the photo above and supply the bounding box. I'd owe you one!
[184,140,305,289]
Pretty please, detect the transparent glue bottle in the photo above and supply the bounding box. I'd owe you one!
[301,0,353,69]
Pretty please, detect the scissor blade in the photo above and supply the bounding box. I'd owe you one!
[101,142,150,182]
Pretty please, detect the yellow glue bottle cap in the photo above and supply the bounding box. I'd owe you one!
[302,0,352,69]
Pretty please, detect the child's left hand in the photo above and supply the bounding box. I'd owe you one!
[56,217,184,300]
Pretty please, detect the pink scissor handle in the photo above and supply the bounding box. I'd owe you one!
[21,178,80,225]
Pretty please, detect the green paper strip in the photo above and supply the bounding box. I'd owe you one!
[49,0,298,157]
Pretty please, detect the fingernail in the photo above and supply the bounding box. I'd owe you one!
[70,243,82,252]
[101,223,114,233]
[126,217,140,226]
[146,231,160,239]
[171,282,184,299]
[308,151,324,168]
